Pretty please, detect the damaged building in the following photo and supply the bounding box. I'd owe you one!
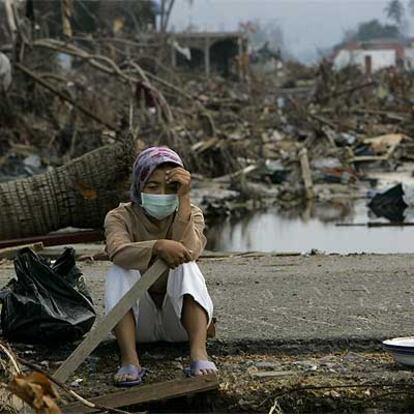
[170,31,248,78]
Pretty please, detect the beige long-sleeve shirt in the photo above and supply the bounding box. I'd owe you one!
[104,202,206,292]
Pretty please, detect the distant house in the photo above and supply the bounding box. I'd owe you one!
[170,31,248,78]
[333,39,414,74]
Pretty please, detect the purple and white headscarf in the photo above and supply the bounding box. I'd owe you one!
[130,146,183,204]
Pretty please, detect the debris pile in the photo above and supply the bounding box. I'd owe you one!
[2,6,414,238]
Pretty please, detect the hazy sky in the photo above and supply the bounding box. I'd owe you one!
[169,0,404,62]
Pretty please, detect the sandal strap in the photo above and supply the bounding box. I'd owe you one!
[115,364,146,380]
[190,360,217,371]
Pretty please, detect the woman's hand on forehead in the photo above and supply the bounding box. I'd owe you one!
[165,167,191,197]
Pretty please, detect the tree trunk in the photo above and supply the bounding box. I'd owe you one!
[0,137,136,241]
[4,0,17,42]
[61,0,73,38]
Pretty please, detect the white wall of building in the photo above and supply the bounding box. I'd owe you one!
[404,48,414,70]
[334,49,396,73]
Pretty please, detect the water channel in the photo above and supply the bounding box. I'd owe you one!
[205,199,414,254]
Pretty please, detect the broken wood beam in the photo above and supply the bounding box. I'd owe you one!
[336,222,414,227]
[213,164,258,183]
[53,259,169,382]
[0,230,104,249]
[350,155,389,163]
[308,113,337,130]
[298,148,315,200]
[63,374,219,413]
[320,81,376,101]
[61,0,73,38]
[41,246,108,261]
[0,242,44,259]
[15,63,116,130]
[4,0,17,41]
[351,108,408,122]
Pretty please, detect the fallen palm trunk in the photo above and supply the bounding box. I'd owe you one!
[0,136,135,241]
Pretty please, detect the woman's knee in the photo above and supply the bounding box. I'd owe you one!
[109,264,141,278]
[106,265,142,290]
[172,262,205,282]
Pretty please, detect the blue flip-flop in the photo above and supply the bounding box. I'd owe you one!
[114,364,147,387]
[184,360,218,377]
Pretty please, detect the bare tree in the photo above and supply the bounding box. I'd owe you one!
[159,0,194,32]
[160,0,176,33]
[385,0,405,26]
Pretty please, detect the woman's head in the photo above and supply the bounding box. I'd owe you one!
[130,146,183,205]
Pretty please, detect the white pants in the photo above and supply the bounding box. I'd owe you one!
[105,262,214,343]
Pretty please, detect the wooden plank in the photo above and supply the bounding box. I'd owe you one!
[53,259,169,382]
[298,148,314,199]
[4,0,17,41]
[0,230,104,249]
[0,242,44,259]
[213,164,258,183]
[39,245,107,261]
[350,155,388,163]
[63,374,219,413]
[336,222,414,227]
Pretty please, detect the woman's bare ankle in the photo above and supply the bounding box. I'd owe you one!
[120,355,140,367]
[190,348,209,361]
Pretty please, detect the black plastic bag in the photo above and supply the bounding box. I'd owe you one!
[0,247,96,344]
[368,183,408,222]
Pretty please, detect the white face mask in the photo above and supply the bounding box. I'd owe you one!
[141,193,178,220]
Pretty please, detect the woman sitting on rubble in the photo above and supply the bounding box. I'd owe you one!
[104,146,217,387]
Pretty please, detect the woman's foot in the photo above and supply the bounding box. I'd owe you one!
[185,360,218,377]
[114,364,146,387]
[113,309,143,385]
[181,295,216,376]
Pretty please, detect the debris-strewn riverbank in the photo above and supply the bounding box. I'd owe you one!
[4,29,414,241]
[1,253,414,412]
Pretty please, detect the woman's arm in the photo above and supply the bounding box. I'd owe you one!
[166,167,207,260]
[104,210,157,272]
[172,204,207,260]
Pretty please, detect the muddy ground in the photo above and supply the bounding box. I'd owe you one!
[1,253,414,413]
